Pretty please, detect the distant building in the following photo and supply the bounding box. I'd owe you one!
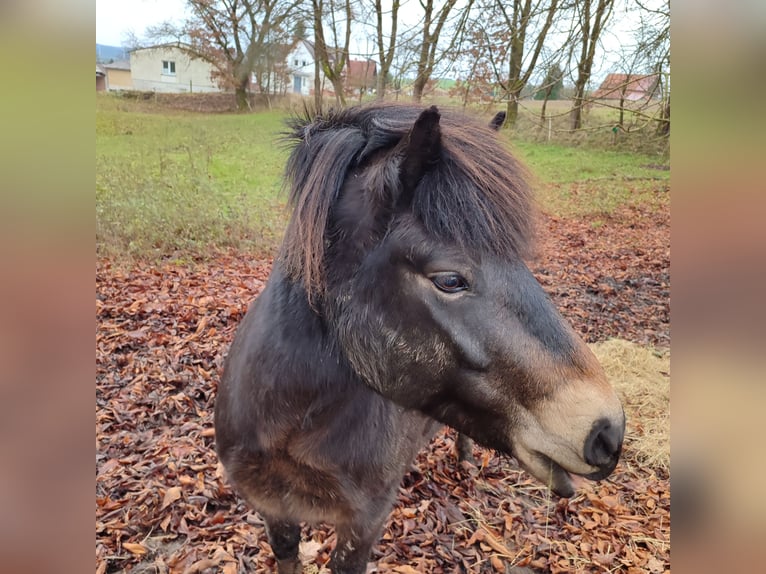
[122,39,378,98]
[252,39,325,97]
[102,60,132,91]
[96,65,106,91]
[592,73,660,101]
[346,59,377,97]
[284,39,316,96]
[252,39,379,98]
[129,44,222,93]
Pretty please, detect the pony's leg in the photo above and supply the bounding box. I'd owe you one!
[263,517,302,574]
[329,512,390,574]
[456,433,476,464]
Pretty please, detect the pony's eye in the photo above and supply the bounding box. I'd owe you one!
[430,273,469,293]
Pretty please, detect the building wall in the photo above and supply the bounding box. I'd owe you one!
[253,41,322,96]
[130,46,221,93]
[288,42,315,96]
[106,68,132,90]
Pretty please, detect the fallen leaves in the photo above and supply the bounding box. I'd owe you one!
[96,199,670,573]
[162,486,183,510]
[122,542,148,556]
[532,203,670,347]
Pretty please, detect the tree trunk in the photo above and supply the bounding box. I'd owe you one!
[656,100,670,135]
[235,81,250,111]
[314,54,322,112]
[570,0,614,130]
[618,93,625,128]
[412,74,427,102]
[505,96,520,128]
[412,26,431,104]
[335,84,346,106]
[570,93,584,130]
[539,86,552,136]
[410,0,466,103]
[375,0,400,100]
[328,70,346,106]
[376,74,385,100]
[312,0,350,108]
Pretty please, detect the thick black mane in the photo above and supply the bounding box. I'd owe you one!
[280,104,537,293]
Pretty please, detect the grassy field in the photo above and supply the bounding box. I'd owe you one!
[96,94,669,260]
[511,139,669,218]
[96,95,290,259]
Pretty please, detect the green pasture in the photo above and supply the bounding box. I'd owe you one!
[510,140,669,218]
[96,95,289,258]
[96,94,669,260]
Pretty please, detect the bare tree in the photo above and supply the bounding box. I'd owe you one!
[569,0,615,129]
[536,60,565,128]
[371,0,401,99]
[311,0,354,107]
[634,0,670,135]
[452,0,571,125]
[597,0,669,136]
[143,1,302,111]
[389,32,420,100]
[487,0,563,126]
[411,0,473,102]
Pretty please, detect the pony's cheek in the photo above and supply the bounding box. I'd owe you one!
[335,306,454,404]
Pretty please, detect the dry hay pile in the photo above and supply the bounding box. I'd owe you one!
[591,339,670,473]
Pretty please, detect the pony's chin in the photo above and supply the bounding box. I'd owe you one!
[537,454,575,498]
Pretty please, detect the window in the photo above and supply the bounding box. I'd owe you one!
[302,60,307,67]
[293,59,299,66]
[162,60,176,75]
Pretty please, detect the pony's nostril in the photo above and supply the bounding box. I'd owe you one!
[584,417,623,467]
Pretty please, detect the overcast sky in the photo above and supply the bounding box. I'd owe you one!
[96,0,188,46]
[95,0,421,49]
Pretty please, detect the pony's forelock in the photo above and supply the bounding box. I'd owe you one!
[279,104,537,295]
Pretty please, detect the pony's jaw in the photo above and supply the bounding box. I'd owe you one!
[506,377,625,496]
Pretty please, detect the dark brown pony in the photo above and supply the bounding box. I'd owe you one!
[215,104,624,573]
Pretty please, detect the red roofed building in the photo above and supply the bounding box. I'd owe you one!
[345,59,377,99]
[593,73,660,101]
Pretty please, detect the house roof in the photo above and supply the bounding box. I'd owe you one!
[593,73,659,99]
[128,41,196,54]
[300,39,348,64]
[297,39,315,59]
[96,64,105,76]
[104,59,131,71]
[347,59,377,82]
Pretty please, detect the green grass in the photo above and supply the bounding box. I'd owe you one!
[96,94,669,260]
[509,139,669,217]
[454,98,669,157]
[96,95,289,258]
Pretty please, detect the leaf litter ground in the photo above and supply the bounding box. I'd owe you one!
[96,202,669,573]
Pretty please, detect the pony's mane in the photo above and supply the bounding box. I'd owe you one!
[280,103,537,294]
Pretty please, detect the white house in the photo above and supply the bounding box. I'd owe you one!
[285,40,316,96]
[130,44,222,93]
[252,39,318,96]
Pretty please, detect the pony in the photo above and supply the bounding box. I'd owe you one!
[214,104,625,573]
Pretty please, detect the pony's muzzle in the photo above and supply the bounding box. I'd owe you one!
[583,414,625,479]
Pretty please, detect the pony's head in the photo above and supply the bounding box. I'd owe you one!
[281,105,624,497]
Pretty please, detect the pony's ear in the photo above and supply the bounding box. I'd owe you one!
[398,106,442,200]
[489,111,506,131]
